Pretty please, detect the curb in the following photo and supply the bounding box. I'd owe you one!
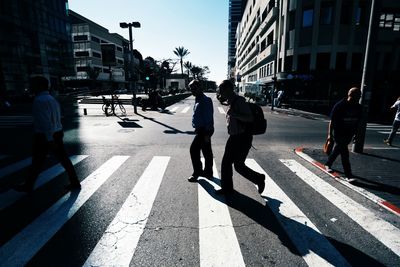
[294,147,400,217]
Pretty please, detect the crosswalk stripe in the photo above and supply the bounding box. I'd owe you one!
[246,159,349,266]
[0,157,32,180]
[198,160,245,267]
[170,106,179,112]
[280,159,400,256]
[0,155,89,211]
[378,131,397,135]
[181,106,191,113]
[0,156,130,266]
[83,156,170,267]
[217,107,226,114]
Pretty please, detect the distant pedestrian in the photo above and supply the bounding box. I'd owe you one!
[217,80,265,195]
[384,96,400,146]
[324,87,362,178]
[188,80,214,182]
[276,89,284,107]
[13,76,80,193]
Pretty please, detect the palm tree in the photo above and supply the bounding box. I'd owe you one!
[183,61,193,80]
[173,46,190,76]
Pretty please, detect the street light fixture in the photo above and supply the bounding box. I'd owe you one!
[120,21,141,113]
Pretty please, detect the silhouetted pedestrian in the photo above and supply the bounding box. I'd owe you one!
[188,80,214,182]
[324,87,362,178]
[384,96,400,146]
[13,76,80,193]
[216,80,265,195]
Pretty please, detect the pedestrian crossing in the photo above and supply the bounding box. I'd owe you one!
[367,123,398,135]
[167,105,227,114]
[0,154,399,266]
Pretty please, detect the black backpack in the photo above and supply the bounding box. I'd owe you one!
[246,102,267,135]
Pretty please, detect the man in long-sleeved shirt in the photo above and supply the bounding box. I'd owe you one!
[188,80,214,182]
[13,76,80,193]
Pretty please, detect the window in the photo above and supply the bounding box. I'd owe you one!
[351,53,363,71]
[379,13,400,31]
[336,53,347,71]
[297,54,310,71]
[267,31,274,46]
[116,46,123,52]
[289,10,296,30]
[302,8,313,28]
[316,53,330,70]
[260,39,266,52]
[75,51,89,57]
[91,36,100,43]
[117,59,124,64]
[74,35,88,41]
[320,3,333,25]
[355,3,367,26]
[340,2,352,24]
[92,51,101,58]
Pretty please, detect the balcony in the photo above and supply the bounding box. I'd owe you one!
[259,7,278,37]
[239,44,259,69]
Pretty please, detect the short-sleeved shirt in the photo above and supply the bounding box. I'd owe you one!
[391,100,400,121]
[330,98,362,137]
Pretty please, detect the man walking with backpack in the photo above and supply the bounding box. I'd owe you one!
[216,80,265,195]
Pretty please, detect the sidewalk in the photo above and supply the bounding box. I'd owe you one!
[267,104,400,216]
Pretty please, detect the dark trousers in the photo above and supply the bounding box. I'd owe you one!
[325,135,352,176]
[190,130,214,177]
[25,131,79,188]
[221,133,263,191]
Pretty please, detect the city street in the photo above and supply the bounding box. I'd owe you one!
[0,94,399,266]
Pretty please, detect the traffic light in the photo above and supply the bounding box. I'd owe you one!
[145,76,150,81]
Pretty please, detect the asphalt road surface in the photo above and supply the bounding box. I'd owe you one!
[0,93,399,266]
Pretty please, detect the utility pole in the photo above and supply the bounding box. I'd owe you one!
[120,22,141,114]
[352,0,379,153]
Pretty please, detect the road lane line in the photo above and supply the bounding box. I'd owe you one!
[0,157,32,180]
[0,155,89,211]
[198,159,245,267]
[170,106,179,112]
[280,159,400,256]
[246,159,350,266]
[181,106,191,113]
[218,107,226,114]
[83,156,170,267]
[0,156,130,266]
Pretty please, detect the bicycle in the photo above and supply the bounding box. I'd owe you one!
[102,95,126,116]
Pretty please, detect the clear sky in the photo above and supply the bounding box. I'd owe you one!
[68,0,229,83]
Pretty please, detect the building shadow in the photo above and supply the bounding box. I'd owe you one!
[197,179,385,266]
[362,152,400,164]
[349,175,400,196]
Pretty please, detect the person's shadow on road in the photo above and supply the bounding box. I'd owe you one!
[197,179,385,266]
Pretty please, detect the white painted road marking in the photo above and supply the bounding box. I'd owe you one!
[281,159,400,256]
[0,156,129,266]
[198,160,245,267]
[0,155,89,211]
[170,106,179,112]
[0,157,32,180]
[181,106,191,113]
[83,156,170,267]
[246,159,349,266]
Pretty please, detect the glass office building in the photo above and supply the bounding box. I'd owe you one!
[0,0,74,97]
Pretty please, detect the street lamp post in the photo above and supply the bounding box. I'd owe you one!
[120,21,141,114]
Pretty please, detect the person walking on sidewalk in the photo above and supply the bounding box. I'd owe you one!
[188,80,214,182]
[324,87,362,178]
[216,80,265,195]
[383,96,400,146]
[13,76,81,193]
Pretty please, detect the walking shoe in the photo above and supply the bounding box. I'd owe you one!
[383,139,392,146]
[215,188,233,195]
[13,183,33,193]
[200,171,213,180]
[187,176,198,182]
[324,165,333,173]
[257,174,266,194]
[65,182,81,191]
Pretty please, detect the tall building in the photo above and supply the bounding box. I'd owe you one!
[0,0,74,96]
[65,10,129,91]
[235,0,400,122]
[228,0,248,78]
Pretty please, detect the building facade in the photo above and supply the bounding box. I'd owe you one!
[228,0,248,78]
[65,10,130,91]
[235,0,400,121]
[0,0,74,96]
